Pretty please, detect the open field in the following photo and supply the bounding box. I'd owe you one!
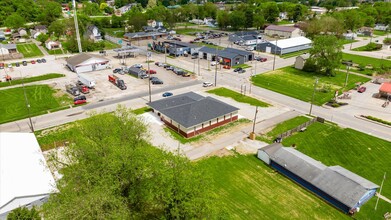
[0,73,65,88]
[131,106,152,115]
[47,49,64,55]
[373,30,388,36]
[0,85,72,124]
[103,28,125,38]
[195,42,224,50]
[16,43,44,58]
[103,40,121,50]
[251,67,370,105]
[198,155,349,219]
[175,28,204,35]
[282,122,391,219]
[206,87,269,107]
[341,53,391,75]
[280,49,309,59]
[256,116,311,143]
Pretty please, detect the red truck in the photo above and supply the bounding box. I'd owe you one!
[108,74,127,90]
[145,70,157,74]
[76,82,90,94]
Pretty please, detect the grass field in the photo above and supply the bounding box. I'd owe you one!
[0,85,72,124]
[207,87,269,107]
[16,43,44,58]
[103,28,125,38]
[251,67,370,105]
[373,30,388,36]
[282,122,391,219]
[198,155,349,219]
[103,40,121,50]
[256,116,311,143]
[232,64,251,69]
[175,28,204,35]
[131,106,152,115]
[341,53,391,75]
[0,73,65,88]
[195,42,224,50]
[280,49,309,59]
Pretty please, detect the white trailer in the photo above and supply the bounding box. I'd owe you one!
[78,74,96,88]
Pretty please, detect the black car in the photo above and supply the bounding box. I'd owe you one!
[15,62,20,67]
[37,59,42,63]
[22,61,27,66]
[113,68,122,73]
[234,67,243,72]
[238,69,246,73]
[166,66,174,70]
[151,79,163,84]
[41,58,46,63]
[74,95,87,102]
[149,76,158,81]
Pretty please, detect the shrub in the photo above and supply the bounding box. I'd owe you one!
[383,38,391,45]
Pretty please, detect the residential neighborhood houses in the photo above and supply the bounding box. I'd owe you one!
[0,0,390,219]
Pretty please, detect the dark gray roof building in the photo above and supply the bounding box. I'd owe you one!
[147,92,239,138]
[258,143,379,214]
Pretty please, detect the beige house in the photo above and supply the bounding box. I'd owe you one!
[265,25,301,38]
[294,53,310,70]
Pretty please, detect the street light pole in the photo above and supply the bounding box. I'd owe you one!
[20,71,34,133]
[272,38,278,71]
[344,62,351,88]
[309,78,319,116]
[214,46,218,87]
[147,53,152,103]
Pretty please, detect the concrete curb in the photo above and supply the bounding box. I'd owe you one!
[354,115,391,129]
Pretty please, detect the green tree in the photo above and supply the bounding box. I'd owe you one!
[147,0,157,8]
[42,107,221,219]
[217,10,230,30]
[343,10,363,32]
[253,14,265,30]
[262,2,279,23]
[36,33,49,44]
[37,1,62,25]
[309,35,343,76]
[48,19,66,37]
[83,2,101,16]
[229,10,246,30]
[7,207,40,220]
[4,13,26,29]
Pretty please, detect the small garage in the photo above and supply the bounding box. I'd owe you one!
[66,53,110,73]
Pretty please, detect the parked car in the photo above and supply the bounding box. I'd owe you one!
[155,62,164,67]
[210,61,218,66]
[140,73,149,79]
[7,63,12,68]
[162,92,173,97]
[151,78,163,84]
[31,60,36,64]
[260,58,267,62]
[41,58,46,63]
[191,55,198,59]
[146,70,157,74]
[149,76,159,81]
[15,62,20,67]
[203,82,213,87]
[234,67,243,72]
[238,69,246,73]
[132,64,143,68]
[37,59,42,63]
[358,86,366,93]
[0,63,4,69]
[182,72,191,77]
[74,95,87,105]
[165,66,174,70]
[22,61,27,66]
[113,68,122,73]
[223,65,230,69]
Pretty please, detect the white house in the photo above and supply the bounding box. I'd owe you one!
[374,24,389,31]
[86,25,102,42]
[18,28,27,37]
[31,25,48,39]
[0,133,57,219]
[147,20,157,28]
[66,53,110,73]
[45,39,62,50]
[343,32,357,40]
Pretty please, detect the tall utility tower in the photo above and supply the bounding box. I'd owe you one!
[73,0,82,53]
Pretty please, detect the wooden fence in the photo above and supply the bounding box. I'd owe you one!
[276,117,323,140]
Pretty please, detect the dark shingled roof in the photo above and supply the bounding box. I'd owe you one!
[165,40,200,48]
[260,143,379,208]
[265,25,297,32]
[147,92,239,128]
[224,47,253,56]
[199,46,219,54]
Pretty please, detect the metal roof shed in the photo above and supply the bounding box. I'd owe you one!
[0,133,57,218]
[257,37,312,55]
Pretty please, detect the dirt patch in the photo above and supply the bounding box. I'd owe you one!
[206,148,234,158]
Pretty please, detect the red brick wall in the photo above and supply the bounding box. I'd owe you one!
[163,116,238,138]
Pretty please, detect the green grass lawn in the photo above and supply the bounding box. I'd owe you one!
[232,64,252,69]
[341,53,391,75]
[352,43,382,52]
[338,39,358,46]
[0,73,65,88]
[131,106,152,115]
[103,28,125,38]
[47,49,64,55]
[251,67,370,105]
[282,122,391,219]
[175,28,204,35]
[256,116,311,143]
[103,40,121,50]
[373,30,388,36]
[276,20,293,25]
[207,87,269,107]
[0,85,72,124]
[16,43,44,58]
[198,155,349,219]
[280,49,309,59]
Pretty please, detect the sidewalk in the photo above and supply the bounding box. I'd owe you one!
[185,110,300,160]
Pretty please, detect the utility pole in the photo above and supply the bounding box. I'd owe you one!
[72,0,82,53]
[147,52,152,103]
[375,172,386,210]
[344,62,351,87]
[249,106,259,140]
[272,38,278,71]
[164,46,167,63]
[20,71,34,133]
[214,46,218,87]
[198,54,200,76]
[309,78,319,116]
